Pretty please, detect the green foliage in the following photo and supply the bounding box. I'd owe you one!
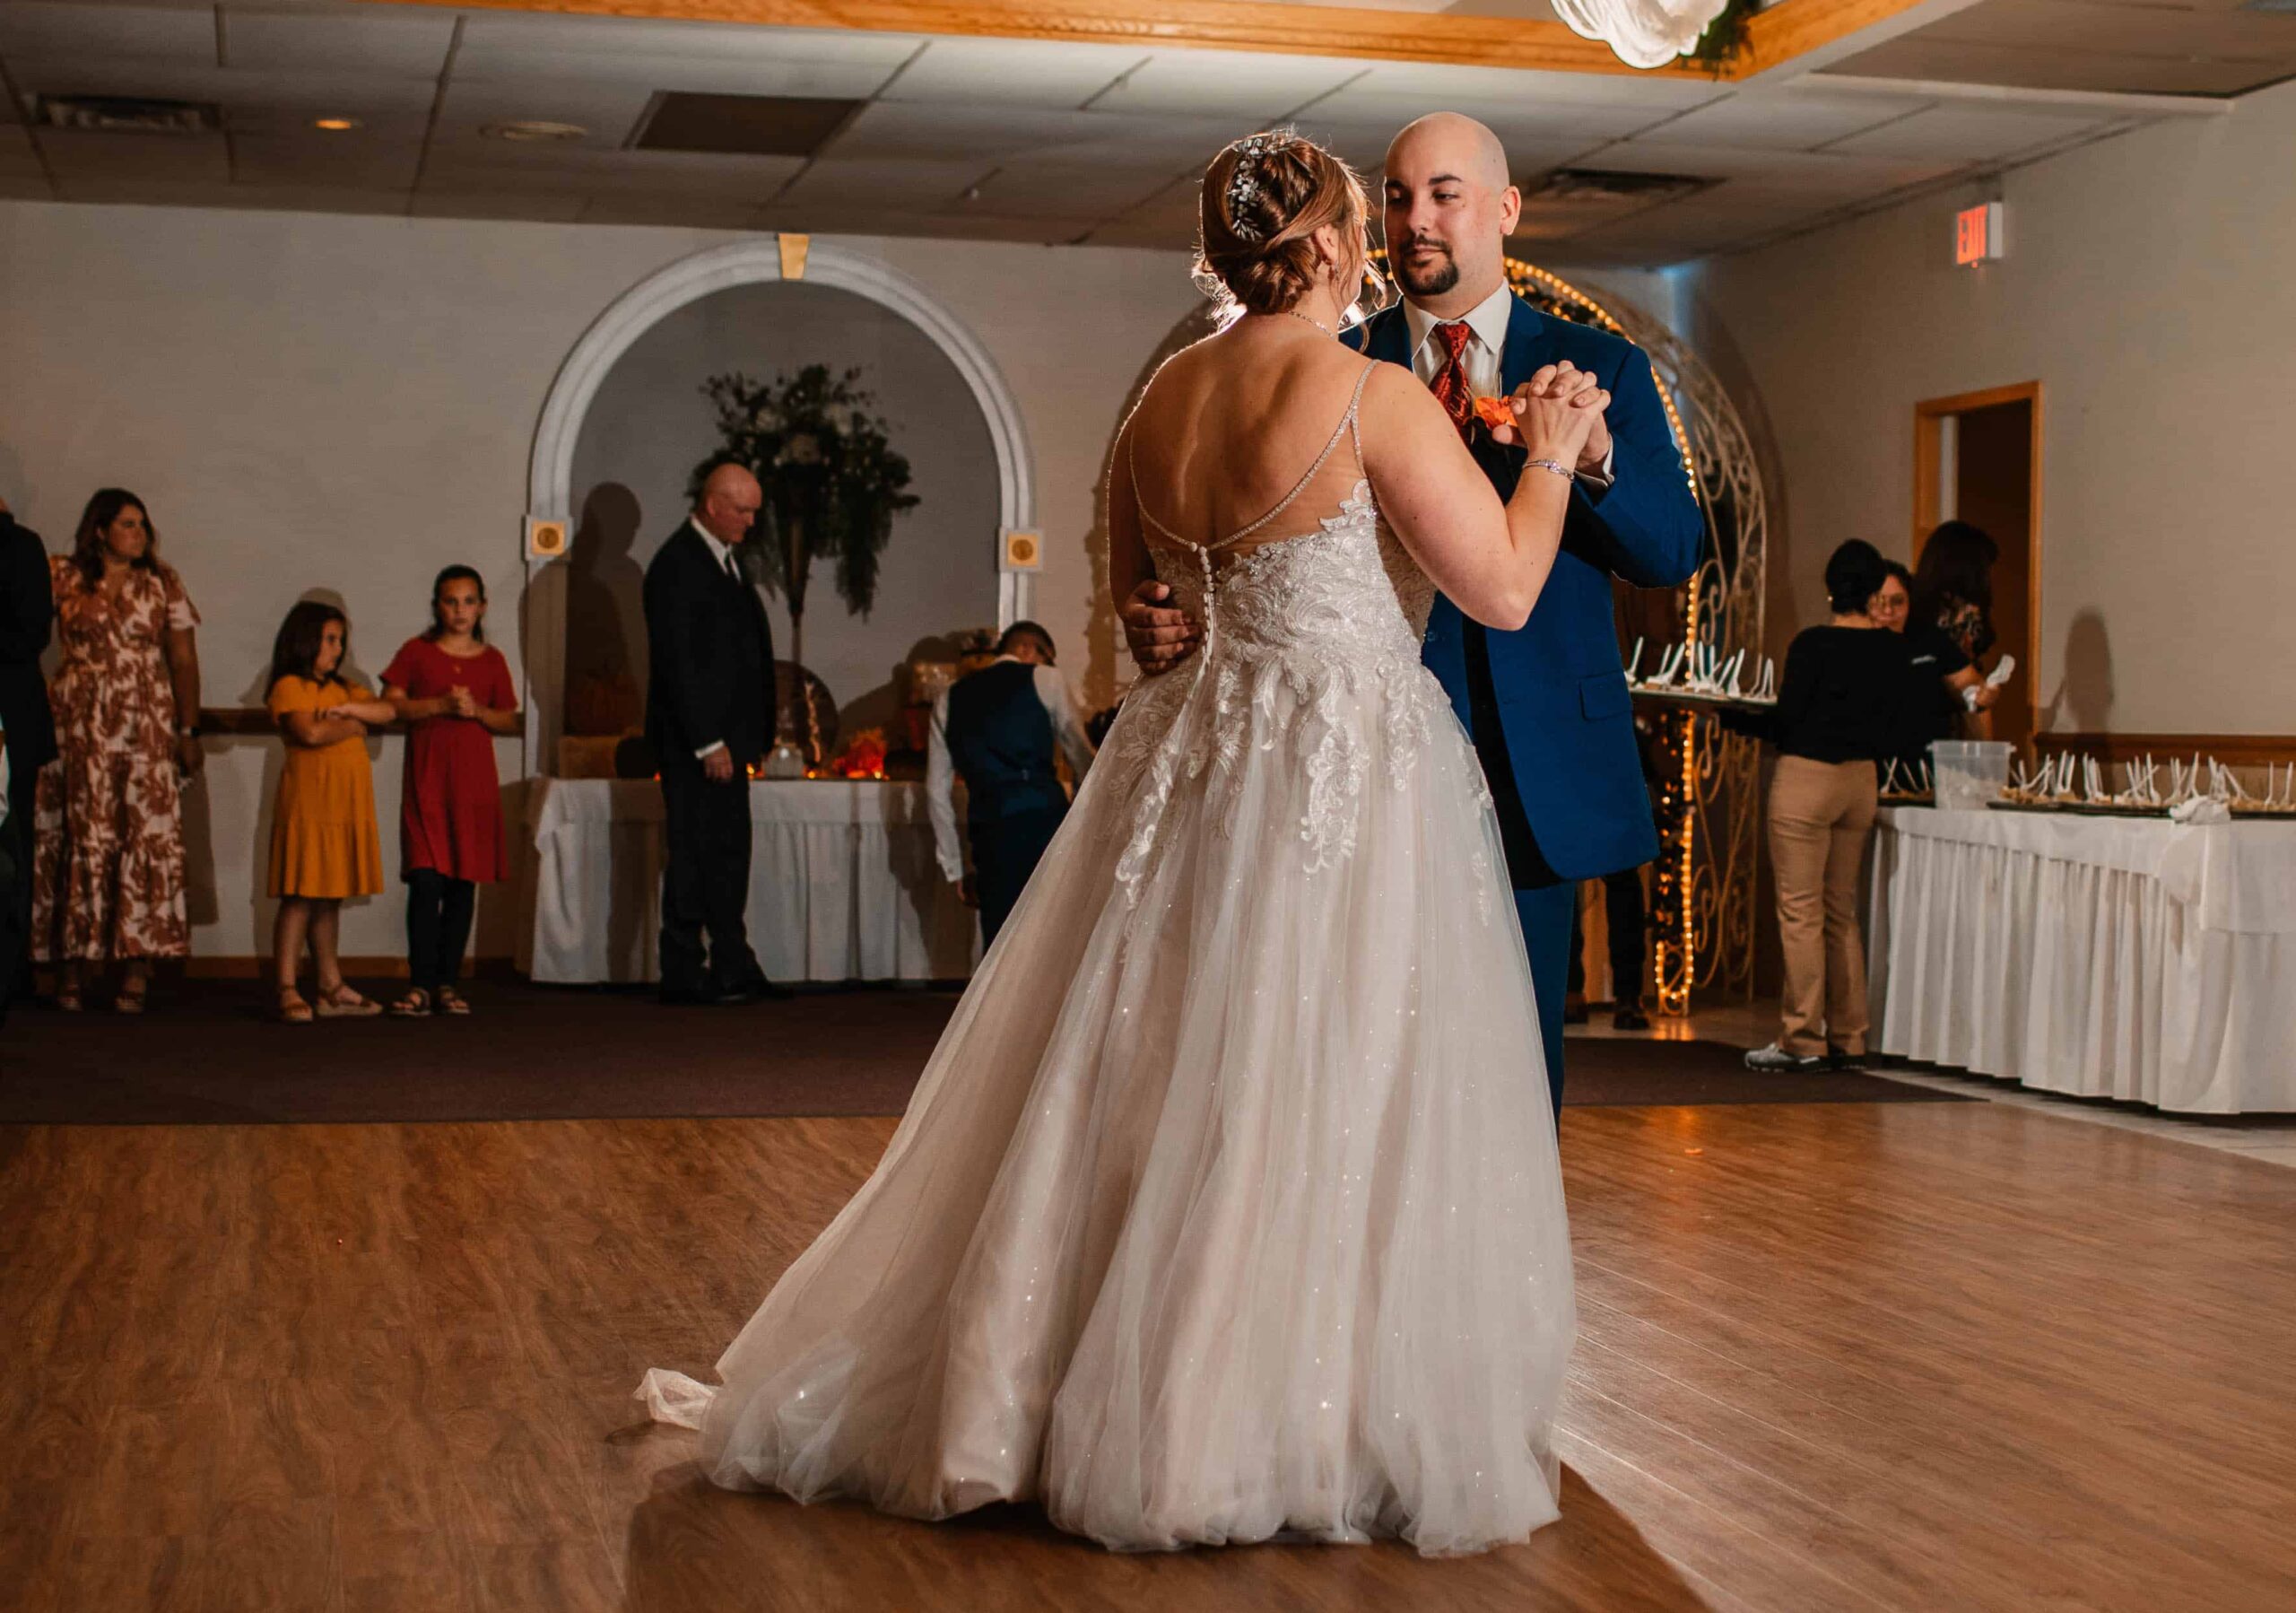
[689,364,920,623]
[1687,0,1760,74]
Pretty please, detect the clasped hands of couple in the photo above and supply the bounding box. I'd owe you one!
[1119,360,1612,675]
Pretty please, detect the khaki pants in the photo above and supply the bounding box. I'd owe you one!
[1768,755,1878,1059]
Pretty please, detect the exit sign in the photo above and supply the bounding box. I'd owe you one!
[1955,202,2005,266]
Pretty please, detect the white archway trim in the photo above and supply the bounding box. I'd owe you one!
[530,238,1036,538]
[524,237,1039,772]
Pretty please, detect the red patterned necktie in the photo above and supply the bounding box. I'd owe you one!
[1428,319,1475,441]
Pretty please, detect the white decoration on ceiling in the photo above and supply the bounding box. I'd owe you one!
[1549,0,1731,70]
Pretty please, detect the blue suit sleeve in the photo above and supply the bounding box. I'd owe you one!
[1575,345,1703,589]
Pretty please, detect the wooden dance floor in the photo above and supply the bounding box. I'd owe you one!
[4,1077,2293,1609]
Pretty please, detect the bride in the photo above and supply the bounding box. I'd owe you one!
[640,128,1609,1557]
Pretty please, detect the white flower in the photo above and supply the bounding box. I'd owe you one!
[779,433,823,466]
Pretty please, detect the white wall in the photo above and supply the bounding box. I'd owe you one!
[1684,79,2296,736]
[0,199,1197,957]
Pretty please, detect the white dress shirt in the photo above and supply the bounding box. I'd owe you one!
[926,657,1097,885]
[688,516,745,761]
[1401,283,1614,486]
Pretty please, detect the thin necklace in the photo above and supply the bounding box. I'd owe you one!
[1283,309,1335,337]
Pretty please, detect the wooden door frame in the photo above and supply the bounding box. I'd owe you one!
[1914,381,2043,729]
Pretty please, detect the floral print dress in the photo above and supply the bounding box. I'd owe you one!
[31,556,198,961]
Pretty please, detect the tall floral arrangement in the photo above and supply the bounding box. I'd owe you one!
[690,364,920,683]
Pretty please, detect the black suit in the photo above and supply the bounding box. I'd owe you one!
[643,523,776,995]
[0,512,55,1011]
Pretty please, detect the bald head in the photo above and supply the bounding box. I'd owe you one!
[695,461,762,547]
[1388,113,1509,192]
[1382,113,1521,318]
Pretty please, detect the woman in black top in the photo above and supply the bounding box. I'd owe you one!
[1744,540,1914,1074]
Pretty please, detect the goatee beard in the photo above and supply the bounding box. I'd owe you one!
[1397,250,1458,299]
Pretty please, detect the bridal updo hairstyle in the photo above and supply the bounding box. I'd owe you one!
[1196,129,1375,318]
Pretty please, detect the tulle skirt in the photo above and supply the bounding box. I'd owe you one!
[640,650,1575,1556]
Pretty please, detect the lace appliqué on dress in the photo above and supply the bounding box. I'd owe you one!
[1107,482,1457,904]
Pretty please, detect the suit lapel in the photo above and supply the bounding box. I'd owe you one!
[1361,304,1413,369]
[1498,296,1555,393]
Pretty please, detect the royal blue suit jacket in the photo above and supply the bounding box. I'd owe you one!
[1345,296,1702,881]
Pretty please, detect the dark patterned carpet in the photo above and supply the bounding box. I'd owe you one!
[0,980,1966,1125]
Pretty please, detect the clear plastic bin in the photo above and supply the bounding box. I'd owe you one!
[1931,739,2012,811]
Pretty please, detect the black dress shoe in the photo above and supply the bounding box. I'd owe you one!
[1612,1004,1650,1032]
[709,981,765,1007]
[657,984,710,1007]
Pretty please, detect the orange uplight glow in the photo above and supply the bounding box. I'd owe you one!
[1954,203,2002,267]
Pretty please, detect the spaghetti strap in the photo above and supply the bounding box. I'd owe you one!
[1133,362,1380,554]
[1128,431,1187,545]
[1347,359,1372,471]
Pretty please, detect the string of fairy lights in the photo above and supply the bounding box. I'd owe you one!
[1499,257,1708,1018]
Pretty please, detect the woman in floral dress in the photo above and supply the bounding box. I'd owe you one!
[32,488,204,1012]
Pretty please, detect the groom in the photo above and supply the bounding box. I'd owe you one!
[1123,113,1701,1110]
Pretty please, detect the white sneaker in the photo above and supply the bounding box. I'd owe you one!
[1744,1042,1828,1073]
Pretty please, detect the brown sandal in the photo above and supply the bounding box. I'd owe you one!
[114,979,149,1016]
[434,986,472,1016]
[388,989,433,1018]
[313,981,383,1019]
[276,987,314,1025]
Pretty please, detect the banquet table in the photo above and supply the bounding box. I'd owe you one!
[1866,806,2296,1113]
[524,778,978,986]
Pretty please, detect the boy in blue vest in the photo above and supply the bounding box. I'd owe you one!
[927,622,1097,947]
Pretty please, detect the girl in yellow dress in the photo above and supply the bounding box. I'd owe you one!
[266,602,392,1024]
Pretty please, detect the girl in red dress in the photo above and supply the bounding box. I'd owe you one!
[381,566,518,1016]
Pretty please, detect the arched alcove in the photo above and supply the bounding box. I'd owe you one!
[523,238,1038,773]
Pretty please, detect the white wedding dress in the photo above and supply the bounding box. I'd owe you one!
[640,363,1575,1557]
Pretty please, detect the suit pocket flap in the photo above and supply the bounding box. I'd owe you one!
[1578,671,1631,721]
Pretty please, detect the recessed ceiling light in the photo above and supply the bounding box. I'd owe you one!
[482,119,587,144]
[312,117,360,132]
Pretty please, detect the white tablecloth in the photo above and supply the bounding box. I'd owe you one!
[1867,806,2296,1113]
[524,778,978,985]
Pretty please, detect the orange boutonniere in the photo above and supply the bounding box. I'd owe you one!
[1471,395,1517,433]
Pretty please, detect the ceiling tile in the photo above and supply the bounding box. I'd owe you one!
[826,102,1246,167]
[428,77,658,152]
[1923,0,2296,65]
[878,38,1144,108]
[410,186,589,223]
[1823,36,2289,96]
[1632,88,1940,153]
[0,4,214,66]
[422,145,807,198]
[0,123,45,177]
[221,9,456,79]
[1083,53,1365,120]
[777,155,992,209]
[1822,101,2116,162]
[452,14,918,85]
[1579,141,1964,198]
[229,129,420,189]
[961,157,1185,218]
[4,58,437,127]
[39,126,229,182]
[1324,61,1725,116]
[1302,89,1692,148]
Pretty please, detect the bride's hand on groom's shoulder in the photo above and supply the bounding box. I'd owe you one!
[1120,580,1203,677]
